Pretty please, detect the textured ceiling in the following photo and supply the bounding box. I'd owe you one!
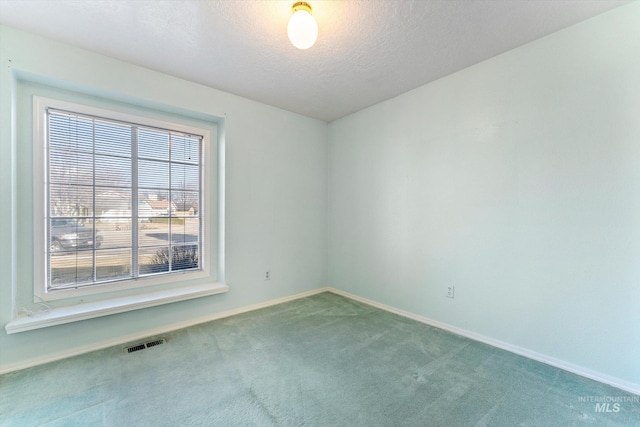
[0,0,629,122]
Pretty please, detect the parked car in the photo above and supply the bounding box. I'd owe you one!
[50,218,103,252]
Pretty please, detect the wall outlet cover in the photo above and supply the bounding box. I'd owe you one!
[446,286,454,299]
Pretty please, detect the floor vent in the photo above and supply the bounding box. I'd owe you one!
[145,338,166,348]
[126,344,146,354]
[125,338,167,354]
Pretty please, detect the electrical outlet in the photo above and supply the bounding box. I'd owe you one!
[265,271,271,281]
[446,286,454,299]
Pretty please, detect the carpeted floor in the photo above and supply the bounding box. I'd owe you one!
[1,292,638,426]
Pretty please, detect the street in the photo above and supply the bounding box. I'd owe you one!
[50,219,200,286]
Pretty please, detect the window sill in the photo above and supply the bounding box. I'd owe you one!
[5,282,229,334]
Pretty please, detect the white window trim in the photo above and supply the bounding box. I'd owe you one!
[5,282,228,334]
[32,96,218,302]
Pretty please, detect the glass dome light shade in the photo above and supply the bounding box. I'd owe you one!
[287,3,318,50]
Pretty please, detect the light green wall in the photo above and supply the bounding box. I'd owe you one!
[0,25,328,370]
[328,3,640,386]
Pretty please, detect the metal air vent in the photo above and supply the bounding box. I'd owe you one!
[125,338,167,354]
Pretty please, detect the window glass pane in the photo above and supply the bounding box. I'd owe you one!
[96,248,132,281]
[171,245,199,271]
[137,199,150,218]
[171,134,199,164]
[171,218,199,245]
[172,191,199,215]
[49,114,93,152]
[49,150,93,184]
[96,188,131,218]
[139,159,169,189]
[50,218,96,252]
[139,217,169,248]
[139,191,172,217]
[170,163,199,190]
[49,184,93,217]
[96,219,131,247]
[138,128,169,160]
[49,250,94,289]
[138,246,170,275]
[95,120,131,156]
[95,154,131,187]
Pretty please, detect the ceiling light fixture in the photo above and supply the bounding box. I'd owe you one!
[287,2,318,50]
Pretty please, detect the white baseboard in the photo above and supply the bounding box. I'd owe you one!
[0,287,330,375]
[326,287,640,396]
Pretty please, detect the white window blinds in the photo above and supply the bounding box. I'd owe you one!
[46,109,203,291]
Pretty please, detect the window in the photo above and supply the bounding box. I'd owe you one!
[34,97,214,301]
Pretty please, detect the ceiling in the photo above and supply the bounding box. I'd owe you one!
[0,0,629,122]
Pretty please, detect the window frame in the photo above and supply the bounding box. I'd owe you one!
[33,96,214,302]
